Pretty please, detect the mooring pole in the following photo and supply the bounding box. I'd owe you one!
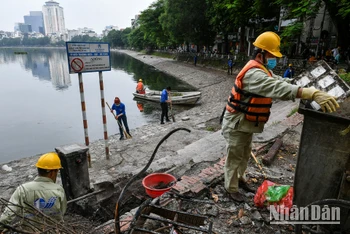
[78,72,92,167]
[98,71,109,159]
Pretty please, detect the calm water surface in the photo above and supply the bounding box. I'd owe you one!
[0,48,195,163]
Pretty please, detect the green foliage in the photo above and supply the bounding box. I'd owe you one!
[70,35,100,42]
[339,0,350,17]
[287,107,298,117]
[339,73,350,84]
[159,0,216,48]
[151,51,174,58]
[0,37,51,46]
[128,27,146,50]
[139,0,171,49]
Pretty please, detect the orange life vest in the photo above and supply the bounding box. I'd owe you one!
[136,82,145,94]
[226,60,273,124]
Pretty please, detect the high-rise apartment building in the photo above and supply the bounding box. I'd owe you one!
[24,11,45,34]
[14,23,32,33]
[42,1,65,35]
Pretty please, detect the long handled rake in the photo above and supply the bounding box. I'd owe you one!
[106,102,132,139]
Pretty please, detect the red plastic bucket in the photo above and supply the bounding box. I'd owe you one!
[142,173,177,198]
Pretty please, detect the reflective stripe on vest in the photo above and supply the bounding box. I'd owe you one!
[226,60,273,124]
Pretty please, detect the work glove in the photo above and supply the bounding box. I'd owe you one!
[301,87,340,113]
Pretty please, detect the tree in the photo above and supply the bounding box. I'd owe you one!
[128,27,146,50]
[276,0,350,50]
[159,0,216,51]
[139,0,171,49]
[71,35,100,42]
[104,29,123,48]
[121,28,132,48]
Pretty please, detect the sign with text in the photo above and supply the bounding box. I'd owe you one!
[66,42,111,74]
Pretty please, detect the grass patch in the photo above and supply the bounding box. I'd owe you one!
[287,107,298,117]
[206,126,216,132]
[151,51,174,59]
[339,72,350,84]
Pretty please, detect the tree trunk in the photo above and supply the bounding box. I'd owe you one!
[224,33,229,54]
[239,26,246,53]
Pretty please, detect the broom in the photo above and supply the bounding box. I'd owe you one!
[106,102,132,139]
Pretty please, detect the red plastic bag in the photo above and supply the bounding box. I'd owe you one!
[254,180,294,214]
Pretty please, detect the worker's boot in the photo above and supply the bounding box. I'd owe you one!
[227,191,244,202]
[239,180,255,193]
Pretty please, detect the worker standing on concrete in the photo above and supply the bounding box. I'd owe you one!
[222,31,339,202]
[0,152,67,230]
[111,97,131,140]
[160,86,172,124]
[136,78,145,94]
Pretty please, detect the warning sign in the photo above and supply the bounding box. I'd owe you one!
[71,58,84,72]
[66,42,111,74]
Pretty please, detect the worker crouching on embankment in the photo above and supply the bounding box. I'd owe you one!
[0,152,67,232]
[222,31,340,202]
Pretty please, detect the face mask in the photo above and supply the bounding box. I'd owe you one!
[266,58,277,70]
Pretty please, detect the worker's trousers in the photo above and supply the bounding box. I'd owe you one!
[222,127,253,193]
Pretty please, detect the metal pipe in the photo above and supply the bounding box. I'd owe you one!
[78,72,91,167]
[98,71,109,159]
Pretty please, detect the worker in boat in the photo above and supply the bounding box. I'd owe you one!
[0,153,67,231]
[221,31,339,202]
[111,97,131,140]
[160,86,172,124]
[136,78,146,94]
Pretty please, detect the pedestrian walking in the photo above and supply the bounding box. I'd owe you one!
[160,87,171,124]
[0,153,67,231]
[228,58,233,75]
[283,64,295,78]
[111,97,131,140]
[221,31,339,202]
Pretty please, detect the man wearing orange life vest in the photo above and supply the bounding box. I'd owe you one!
[221,31,339,202]
[136,79,145,94]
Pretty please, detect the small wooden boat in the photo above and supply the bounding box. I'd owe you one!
[133,90,201,105]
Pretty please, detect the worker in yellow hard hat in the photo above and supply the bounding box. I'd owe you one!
[283,63,294,78]
[221,31,339,202]
[0,153,67,230]
[136,78,145,94]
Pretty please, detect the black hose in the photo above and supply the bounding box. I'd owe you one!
[114,127,191,234]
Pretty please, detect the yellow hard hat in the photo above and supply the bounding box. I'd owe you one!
[289,63,293,67]
[35,152,62,170]
[253,31,282,58]
[139,79,142,82]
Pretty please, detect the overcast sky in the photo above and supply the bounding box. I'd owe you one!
[0,0,155,34]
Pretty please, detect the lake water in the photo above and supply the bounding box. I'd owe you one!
[0,48,194,164]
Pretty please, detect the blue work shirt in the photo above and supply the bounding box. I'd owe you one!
[112,103,126,116]
[160,89,168,103]
[283,68,294,78]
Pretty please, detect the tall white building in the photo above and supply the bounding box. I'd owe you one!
[42,1,65,35]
